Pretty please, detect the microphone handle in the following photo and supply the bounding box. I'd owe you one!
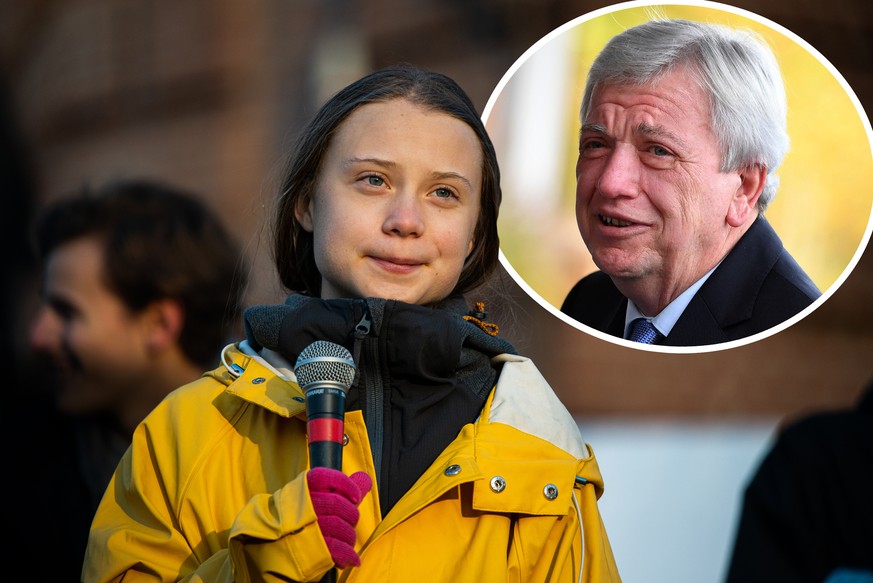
[305,385,347,469]
[305,385,347,583]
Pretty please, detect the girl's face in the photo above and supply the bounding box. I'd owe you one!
[297,98,482,305]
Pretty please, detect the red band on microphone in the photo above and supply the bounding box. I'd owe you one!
[307,418,344,444]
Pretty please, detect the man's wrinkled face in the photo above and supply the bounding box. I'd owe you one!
[575,68,746,296]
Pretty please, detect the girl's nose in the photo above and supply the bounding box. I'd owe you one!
[382,191,425,237]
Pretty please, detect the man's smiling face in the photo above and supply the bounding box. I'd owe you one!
[575,67,751,306]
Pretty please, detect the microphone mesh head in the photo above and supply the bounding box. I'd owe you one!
[294,340,356,391]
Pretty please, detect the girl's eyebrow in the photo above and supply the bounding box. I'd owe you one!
[429,171,474,191]
[342,156,397,169]
[343,157,474,190]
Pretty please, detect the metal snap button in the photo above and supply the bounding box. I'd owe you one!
[252,377,266,384]
[543,484,559,500]
[342,434,349,446]
[444,464,462,476]
[489,476,506,493]
[293,396,304,402]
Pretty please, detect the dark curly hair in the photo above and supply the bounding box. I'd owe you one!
[33,179,246,367]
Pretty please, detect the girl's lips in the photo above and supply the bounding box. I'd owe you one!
[368,255,424,274]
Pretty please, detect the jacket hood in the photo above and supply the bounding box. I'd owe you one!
[487,354,590,460]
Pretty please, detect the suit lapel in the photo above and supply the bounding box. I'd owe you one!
[665,217,783,345]
[663,298,729,345]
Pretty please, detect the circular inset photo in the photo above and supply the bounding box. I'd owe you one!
[484,0,873,353]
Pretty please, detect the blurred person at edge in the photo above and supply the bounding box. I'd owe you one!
[83,65,621,582]
[561,19,821,347]
[725,378,873,583]
[7,179,246,581]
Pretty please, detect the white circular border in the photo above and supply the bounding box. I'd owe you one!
[482,0,873,355]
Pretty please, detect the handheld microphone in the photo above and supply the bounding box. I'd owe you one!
[294,341,356,583]
[294,340,357,471]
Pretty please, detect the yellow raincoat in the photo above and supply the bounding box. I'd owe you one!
[83,345,621,582]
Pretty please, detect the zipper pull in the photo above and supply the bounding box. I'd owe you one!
[352,303,371,373]
[355,306,372,338]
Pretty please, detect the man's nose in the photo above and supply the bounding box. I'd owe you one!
[595,144,641,199]
[29,307,62,355]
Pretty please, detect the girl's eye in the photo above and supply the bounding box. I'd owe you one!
[434,187,455,199]
[366,175,385,187]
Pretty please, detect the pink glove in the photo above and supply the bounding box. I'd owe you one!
[307,467,373,569]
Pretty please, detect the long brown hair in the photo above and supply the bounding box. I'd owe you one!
[273,64,501,299]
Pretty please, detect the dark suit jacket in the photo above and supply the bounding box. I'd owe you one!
[561,216,822,346]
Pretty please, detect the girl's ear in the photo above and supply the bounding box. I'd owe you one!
[295,195,314,232]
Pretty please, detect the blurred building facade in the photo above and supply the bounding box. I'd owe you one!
[3,2,871,581]
[0,0,873,415]
[4,0,870,420]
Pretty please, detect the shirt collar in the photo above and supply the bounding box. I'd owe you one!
[623,262,721,339]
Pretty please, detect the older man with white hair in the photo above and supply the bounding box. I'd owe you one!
[561,18,821,347]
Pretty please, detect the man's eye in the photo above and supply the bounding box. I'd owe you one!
[651,145,672,157]
[366,175,384,186]
[579,140,608,157]
[49,300,76,322]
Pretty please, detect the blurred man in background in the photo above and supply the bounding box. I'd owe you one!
[5,179,247,580]
[725,378,873,583]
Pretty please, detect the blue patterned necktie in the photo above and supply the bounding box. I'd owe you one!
[628,318,664,345]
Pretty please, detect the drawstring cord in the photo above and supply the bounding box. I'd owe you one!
[573,476,588,583]
[463,301,500,336]
[220,343,244,377]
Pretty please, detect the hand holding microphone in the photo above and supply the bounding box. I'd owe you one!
[295,341,371,577]
[307,468,372,568]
